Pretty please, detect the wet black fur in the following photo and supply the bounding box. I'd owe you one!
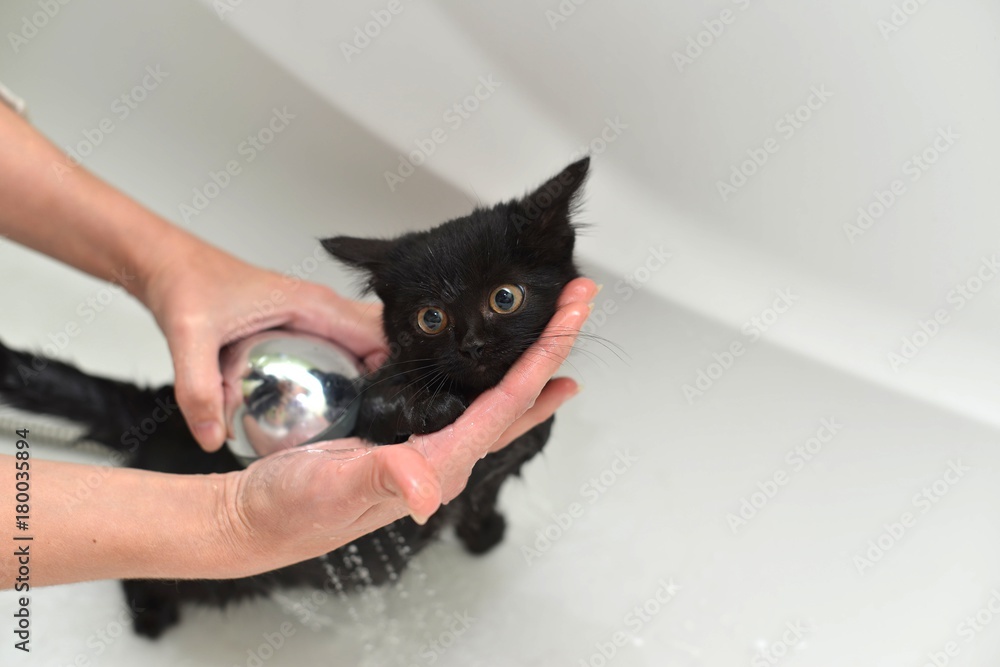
[0,158,588,638]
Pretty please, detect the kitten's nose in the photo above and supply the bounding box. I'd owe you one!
[459,335,486,361]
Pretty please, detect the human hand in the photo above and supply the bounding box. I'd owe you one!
[140,242,387,452]
[214,278,596,575]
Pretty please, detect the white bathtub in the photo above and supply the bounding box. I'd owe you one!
[2,1,1000,665]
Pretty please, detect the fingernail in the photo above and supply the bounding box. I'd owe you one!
[410,511,431,526]
[595,283,604,295]
[412,479,435,500]
[195,421,223,444]
[573,383,585,396]
[587,303,595,313]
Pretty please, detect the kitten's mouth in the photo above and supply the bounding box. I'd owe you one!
[448,363,505,391]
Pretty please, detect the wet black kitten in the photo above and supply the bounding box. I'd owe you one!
[0,157,588,638]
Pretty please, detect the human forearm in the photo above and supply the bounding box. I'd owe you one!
[0,103,210,306]
[0,103,394,451]
[1,455,236,587]
[0,280,595,588]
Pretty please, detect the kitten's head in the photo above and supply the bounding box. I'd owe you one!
[322,157,589,393]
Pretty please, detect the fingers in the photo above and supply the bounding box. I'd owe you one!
[414,279,597,499]
[488,377,579,453]
[363,350,389,371]
[369,446,441,525]
[558,277,599,307]
[449,300,590,457]
[292,441,442,527]
[230,439,443,570]
[169,328,226,452]
[286,283,387,361]
[455,300,592,448]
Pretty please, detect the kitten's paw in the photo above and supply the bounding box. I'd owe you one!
[456,510,507,555]
[123,582,180,639]
[407,394,467,434]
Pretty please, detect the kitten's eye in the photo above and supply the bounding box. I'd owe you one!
[489,284,525,314]
[417,307,449,334]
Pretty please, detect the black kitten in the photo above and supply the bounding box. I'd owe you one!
[332,161,583,444]
[0,157,589,638]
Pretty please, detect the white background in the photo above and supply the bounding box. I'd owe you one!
[2,1,1000,665]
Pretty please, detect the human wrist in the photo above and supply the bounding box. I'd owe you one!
[108,466,265,582]
[16,460,241,585]
[119,468,245,580]
[127,223,214,312]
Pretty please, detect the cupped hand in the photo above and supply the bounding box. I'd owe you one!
[141,243,387,452]
[216,278,597,574]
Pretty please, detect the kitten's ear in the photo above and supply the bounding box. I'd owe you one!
[516,157,590,241]
[320,236,393,274]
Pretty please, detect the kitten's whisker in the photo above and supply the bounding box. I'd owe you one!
[541,343,609,367]
[336,361,441,422]
[392,368,440,403]
[527,337,613,363]
[532,331,629,364]
[358,356,441,378]
[394,368,446,434]
[530,323,624,344]
[358,361,438,389]
[426,370,450,411]
[377,366,441,435]
[516,349,586,378]
[536,326,629,356]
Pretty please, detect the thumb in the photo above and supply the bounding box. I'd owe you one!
[368,446,442,525]
[169,331,226,452]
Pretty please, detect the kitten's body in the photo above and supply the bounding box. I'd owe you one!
[0,158,589,638]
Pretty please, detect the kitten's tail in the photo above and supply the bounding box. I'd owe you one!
[0,338,163,451]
